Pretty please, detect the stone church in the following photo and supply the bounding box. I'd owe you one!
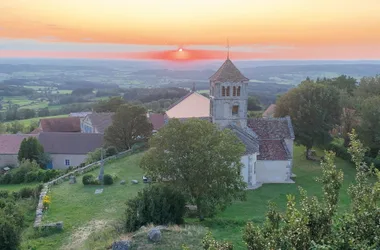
[164,58,295,189]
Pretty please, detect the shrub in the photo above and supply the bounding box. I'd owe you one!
[19,187,35,199]
[0,191,9,199]
[0,173,12,184]
[0,217,21,250]
[42,169,62,182]
[82,174,95,185]
[103,174,113,185]
[86,148,102,165]
[25,171,38,183]
[105,146,118,157]
[124,184,186,232]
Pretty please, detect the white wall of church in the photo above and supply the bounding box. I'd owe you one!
[256,160,290,183]
[240,155,249,184]
[284,139,294,158]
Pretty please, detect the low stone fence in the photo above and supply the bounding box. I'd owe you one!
[33,149,132,228]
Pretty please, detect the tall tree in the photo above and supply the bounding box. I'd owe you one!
[140,118,246,220]
[355,75,380,99]
[104,104,152,151]
[93,96,125,112]
[18,137,44,164]
[357,95,380,157]
[275,81,341,159]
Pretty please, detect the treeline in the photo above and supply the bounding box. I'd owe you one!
[0,85,34,96]
[275,74,380,166]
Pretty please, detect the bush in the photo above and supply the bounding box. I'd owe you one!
[25,171,38,183]
[0,217,21,250]
[0,173,12,184]
[105,146,118,157]
[19,187,35,199]
[0,191,9,199]
[42,169,61,182]
[103,174,113,185]
[82,174,100,185]
[125,184,186,232]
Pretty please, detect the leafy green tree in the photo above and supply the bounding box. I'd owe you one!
[93,96,125,112]
[17,137,44,165]
[320,75,357,95]
[247,96,261,111]
[104,104,152,151]
[355,96,380,157]
[37,107,50,117]
[355,75,380,99]
[140,118,246,220]
[275,81,341,159]
[6,121,24,134]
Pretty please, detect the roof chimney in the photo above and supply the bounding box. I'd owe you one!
[192,82,196,92]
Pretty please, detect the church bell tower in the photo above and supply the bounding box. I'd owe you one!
[209,50,249,128]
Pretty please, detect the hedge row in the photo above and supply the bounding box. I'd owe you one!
[327,141,380,169]
[0,184,44,200]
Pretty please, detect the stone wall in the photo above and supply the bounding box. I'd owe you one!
[33,149,132,228]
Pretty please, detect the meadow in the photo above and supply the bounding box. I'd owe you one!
[19,145,358,249]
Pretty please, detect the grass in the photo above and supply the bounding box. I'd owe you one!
[0,182,40,192]
[20,146,359,249]
[4,114,69,126]
[199,146,357,248]
[21,153,146,250]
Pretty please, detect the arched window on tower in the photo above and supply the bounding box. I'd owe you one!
[233,86,236,96]
[237,86,241,96]
[226,86,230,96]
[222,86,226,96]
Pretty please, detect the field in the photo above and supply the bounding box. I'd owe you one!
[4,114,69,126]
[20,146,357,249]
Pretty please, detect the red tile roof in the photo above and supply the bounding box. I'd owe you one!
[257,140,290,160]
[148,113,165,131]
[262,104,277,118]
[248,117,294,140]
[0,134,37,154]
[40,117,81,132]
[209,59,249,83]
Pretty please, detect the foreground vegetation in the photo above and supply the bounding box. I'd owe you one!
[17,144,362,249]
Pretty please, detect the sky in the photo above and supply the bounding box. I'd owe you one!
[1,0,380,60]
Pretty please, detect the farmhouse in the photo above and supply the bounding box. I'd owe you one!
[0,134,37,167]
[164,58,295,188]
[0,133,103,169]
[31,117,81,133]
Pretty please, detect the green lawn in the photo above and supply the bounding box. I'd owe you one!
[4,114,69,126]
[21,146,358,249]
[201,146,357,248]
[0,183,40,192]
[22,153,146,250]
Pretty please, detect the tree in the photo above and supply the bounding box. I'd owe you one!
[321,75,357,95]
[37,107,50,117]
[247,96,261,111]
[17,137,44,165]
[71,87,94,96]
[275,81,341,159]
[6,121,24,134]
[355,75,380,99]
[140,118,246,220]
[93,96,125,112]
[357,95,380,157]
[104,104,152,151]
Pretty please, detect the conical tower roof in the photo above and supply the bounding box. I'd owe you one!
[209,59,249,83]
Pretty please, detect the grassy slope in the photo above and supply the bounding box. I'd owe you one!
[22,153,145,250]
[201,146,356,248]
[21,146,357,249]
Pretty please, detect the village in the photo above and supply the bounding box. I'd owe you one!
[0,57,379,249]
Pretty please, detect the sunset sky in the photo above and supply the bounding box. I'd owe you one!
[1,0,380,60]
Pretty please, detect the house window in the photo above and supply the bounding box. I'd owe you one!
[65,159,70,166]
[237,86,241,96]
[226,86,230,96]
[232,105,239,115]
[222,86,226,96]
[233,86,236,96]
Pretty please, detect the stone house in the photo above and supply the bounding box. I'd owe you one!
[0,133,103,169]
